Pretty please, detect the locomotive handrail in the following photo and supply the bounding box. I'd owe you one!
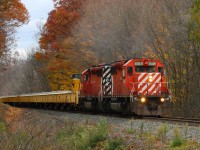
[130,89,134,102]
[132,82,170,88]
[128,82,135,102]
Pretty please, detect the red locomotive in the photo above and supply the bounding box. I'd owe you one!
[79,58,170,116]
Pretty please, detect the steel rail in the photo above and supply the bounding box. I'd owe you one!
[143,117,200,126]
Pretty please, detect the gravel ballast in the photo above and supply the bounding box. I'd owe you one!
[34,109,200,144]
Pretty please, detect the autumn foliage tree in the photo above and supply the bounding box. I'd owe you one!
[146,0,200,117]
[39,0,83,51]
[37,0,96,90]
[0,0,29,72]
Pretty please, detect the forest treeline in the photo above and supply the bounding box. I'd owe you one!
[0,0,199,117]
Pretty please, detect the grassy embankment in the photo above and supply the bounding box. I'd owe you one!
[0,103,199,150]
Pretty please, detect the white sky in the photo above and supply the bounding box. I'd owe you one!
[15,0,54,58]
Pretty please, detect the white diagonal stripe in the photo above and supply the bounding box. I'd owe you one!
[123,59,132,66]
[138,73,146,81]
[152,73,159,81]
[105,87,111,92]
[141,84,148,93]
[105,81,111,86]
[155,76,161,83]
[146,73,159,93]
[151,76,161,94]
[103,68,110,77]
[148,84,155,93]
[138,75,148,88]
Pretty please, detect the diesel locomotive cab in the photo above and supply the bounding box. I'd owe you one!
[125,59,170,116]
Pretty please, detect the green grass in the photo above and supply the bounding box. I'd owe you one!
[0,121,7,132]
[56,119,124,150]
[127,128,135,134]
[104,138,124,150]
[170,127,185,148]
[89,119,108,148]
[157,123,168,142]
[139,121,144,136]
[1,114,199,150]
[170,137,184,148]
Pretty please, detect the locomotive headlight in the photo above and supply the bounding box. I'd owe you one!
[160,98,165,102]
[141,97,146,103]
[149,75,153,82]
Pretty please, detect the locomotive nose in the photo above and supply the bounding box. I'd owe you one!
[137,73,162,96]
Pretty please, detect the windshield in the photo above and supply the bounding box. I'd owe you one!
[135,66,145,72]
[135,66,155,73]
[72,74,82,79]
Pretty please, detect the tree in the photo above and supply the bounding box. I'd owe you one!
[39,0,84,51]
[146,0,200,117]
[0,47,51,96]
[73,0,142,62]
[37,0,96,90]
[190,0,200,42]
[0,0,29,72]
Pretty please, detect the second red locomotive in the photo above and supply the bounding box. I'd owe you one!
[79,58,170,116]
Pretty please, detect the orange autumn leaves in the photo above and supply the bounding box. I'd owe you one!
[39,0,83,51]
[0,0,29,72]
[0,0,29,55]
[37,0,95,90]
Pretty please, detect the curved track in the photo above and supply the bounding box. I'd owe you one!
[4,102,200,126]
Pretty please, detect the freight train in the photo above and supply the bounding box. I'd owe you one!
[0,58,171,116]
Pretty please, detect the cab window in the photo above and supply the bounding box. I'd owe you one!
[135,66,145,72]
[127,66,133,76]
[158,67,163,73]
[96,69,102,77]
[72,74,82,80]
[146,67,155,73]
[83,74,88,81]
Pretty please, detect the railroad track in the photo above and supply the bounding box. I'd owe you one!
[41,108,200,126]
[3,103,200,126]
[143,117,200,126]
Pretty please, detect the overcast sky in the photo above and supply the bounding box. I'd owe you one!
[15,0,53,57]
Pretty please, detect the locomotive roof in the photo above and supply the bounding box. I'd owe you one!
[81,58,163,74]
